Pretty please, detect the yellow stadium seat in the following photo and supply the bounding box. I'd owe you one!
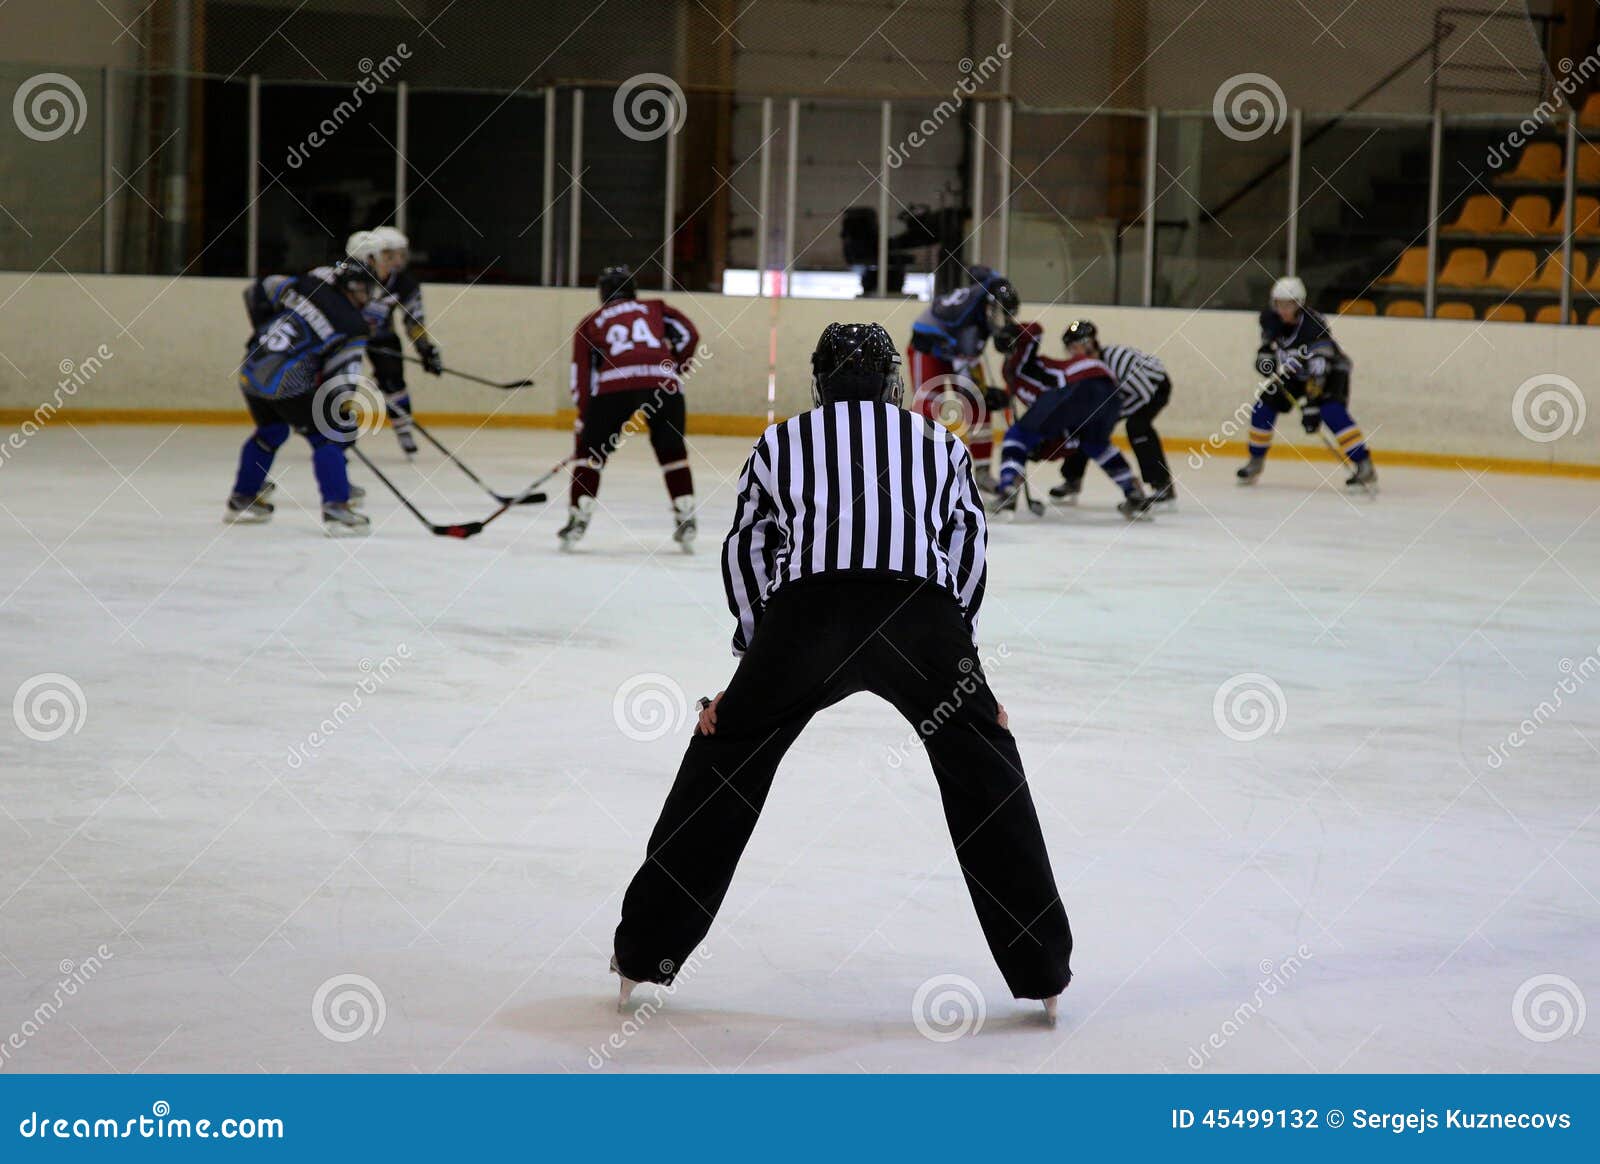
[1435,301,1475,320]
[1572,196,1600,237]
[1579,144,1600,184]
[1583,94,1600,128]
[1504,194,1554,235]
[1483,303,1527,323]
[1384,299,1425,317]
[1441,194,1503,234]
[1484,248,1537,290]
[1531,250,1587,291]
[1337,298,1377,315]
[1437,247,1489,288]
[1533,304,1576,324]
[1504,141,1563,182]
[1376,246,1430,286]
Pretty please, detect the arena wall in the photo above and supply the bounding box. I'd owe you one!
[1,273,1595,474]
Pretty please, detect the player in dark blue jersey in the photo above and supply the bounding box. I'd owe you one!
[1237,277,1377,489]
[226,259,378,535]
[361,226,441,457]
[995,323,1153,520]
[905,265,1019,489]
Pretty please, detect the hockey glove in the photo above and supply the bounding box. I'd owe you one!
[418,342,444,376]
[1301,404,1322,434]
[984,387,1010,412]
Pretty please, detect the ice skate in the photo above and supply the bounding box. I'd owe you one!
[1118,489,1155,521]
[1236,454,1265,484]
[1048,478,1081,505]
[609,956,642,1014]
[671,495,697,553]
[1042,995,1060,1027]
[1148,482,1177,510]
[395,425,418,458]
[973,464,1001,495]
[988,477,1022,518]
[1346,458,1377,492]
[557,496,595,551]
[322,501,371,537]
[348,483,366,507]
[224,492,274,524]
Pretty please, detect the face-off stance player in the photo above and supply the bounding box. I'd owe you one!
[996,322,1154,520]
[905,265,1021,491]
[225,259,378,536]
[610,322,1073,1024]
[561,264,701,552]
[359,225,441,458]
[1053,319,1176,509]
[1237,277,1376,490]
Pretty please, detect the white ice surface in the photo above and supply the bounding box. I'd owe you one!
[1,424,1596,1074]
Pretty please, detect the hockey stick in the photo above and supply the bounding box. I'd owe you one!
[349,445,513,539]
[410,420,549,505]
[1315,425,1377,497]
[369,347,534,390]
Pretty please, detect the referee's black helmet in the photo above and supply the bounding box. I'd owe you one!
[810,322,903,407]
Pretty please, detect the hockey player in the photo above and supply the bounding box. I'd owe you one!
[562,264,700,552]
[996,322,1153,520]
[225,259,377,536]
[1237,276,1376,489]
[905,265,1020,490]
[611,322,1073,1021]
[1053,319,1175,508]
[363,225,441,457]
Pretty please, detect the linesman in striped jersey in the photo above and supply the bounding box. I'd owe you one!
[612,322,1073,1022]
[1054,319,1175,508]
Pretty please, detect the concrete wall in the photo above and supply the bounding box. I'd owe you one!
[2,273,1596,470]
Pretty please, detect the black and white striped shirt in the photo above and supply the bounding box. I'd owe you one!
[1101,343,1168,418]
[721,401,989,656]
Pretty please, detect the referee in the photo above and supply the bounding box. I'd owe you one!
[612,322,1073,1021]
[1055,319,1175,506]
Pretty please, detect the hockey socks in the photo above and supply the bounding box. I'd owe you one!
[311,440,353,505]
[232,424,289,498]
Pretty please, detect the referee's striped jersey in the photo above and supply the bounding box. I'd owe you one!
[1100,343,1167,418]
[721,400,988,656]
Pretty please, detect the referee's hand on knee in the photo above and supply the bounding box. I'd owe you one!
[996,703,1009,729]
[696,692,724,736]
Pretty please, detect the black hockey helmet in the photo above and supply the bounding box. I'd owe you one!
[811,322,903,407]
[598,264,637,304]
[1062,318,1098,350]
[330,258,379,299]
[985,277,1019,338]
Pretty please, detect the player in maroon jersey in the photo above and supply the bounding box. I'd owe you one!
[561,265,701,552]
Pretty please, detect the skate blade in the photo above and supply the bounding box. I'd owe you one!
[1042,996,1059,1027]
[223,510,272,525]
[323,522,371,538]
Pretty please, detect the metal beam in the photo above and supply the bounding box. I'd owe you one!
[877,99,891,297]
[394,81,408,234]
[568,87,583,287]
[1424,109,1442,317]
[1142,108,1158,306]
[541,86,556,285]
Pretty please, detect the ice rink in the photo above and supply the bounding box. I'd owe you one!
[1,422,1596,1074]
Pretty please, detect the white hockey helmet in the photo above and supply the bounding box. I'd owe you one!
[371,225,409,260]
[344,229,385,268]
[1270,275,1307,306]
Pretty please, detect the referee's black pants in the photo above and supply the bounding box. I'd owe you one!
[614,576,1073,1000]
[1062,375,1173,491]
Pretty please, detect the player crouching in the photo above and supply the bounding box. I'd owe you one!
[1237,277,1376,491]
[995,322,1154,520]
[1055,319,1176,509]
[226,259,377,536]
[561,265,701,552]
